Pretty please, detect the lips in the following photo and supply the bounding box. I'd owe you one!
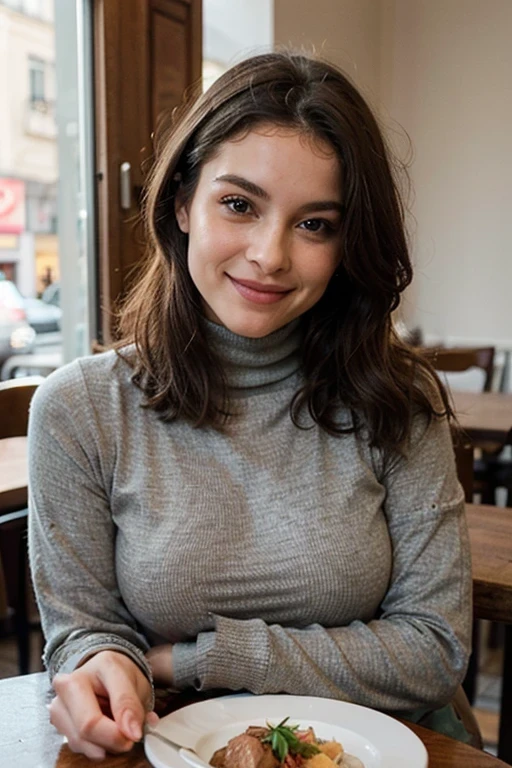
[229,277,291,293]
[227,275,293,305]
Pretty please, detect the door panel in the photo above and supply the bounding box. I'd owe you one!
[152,11,188,129]
[94,0,202,344]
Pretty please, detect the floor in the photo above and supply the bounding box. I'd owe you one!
[0,621,505,757]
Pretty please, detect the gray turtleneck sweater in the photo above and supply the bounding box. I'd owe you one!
[28,320,471,713]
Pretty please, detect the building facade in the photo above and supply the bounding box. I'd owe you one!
[0,0,58,296]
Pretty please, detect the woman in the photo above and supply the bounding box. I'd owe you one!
[28,51,471,760]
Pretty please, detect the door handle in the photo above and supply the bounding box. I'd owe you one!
[120,161,132,210]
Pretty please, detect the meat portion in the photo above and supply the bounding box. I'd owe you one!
[210,747,227,767]
[225,734,266,768]
[245,726,271,740]
[210,733,279,768]
[258,744,280,768]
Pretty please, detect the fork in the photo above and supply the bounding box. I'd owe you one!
[144,725,209,767]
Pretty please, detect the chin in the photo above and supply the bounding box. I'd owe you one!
[221,316,287,339]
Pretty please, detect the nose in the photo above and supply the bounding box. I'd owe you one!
[246,222,291,274]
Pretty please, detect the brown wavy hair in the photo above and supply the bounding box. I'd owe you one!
[117,50,452,455]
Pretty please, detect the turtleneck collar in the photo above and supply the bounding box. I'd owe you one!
[205,318,302,395]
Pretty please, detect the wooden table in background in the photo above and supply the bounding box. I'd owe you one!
[2,394,511,510]
[1,673,510,768]
[0,436,28,512]
[467,502,512,764]
[468,503,512,624]
[453,390,512,444]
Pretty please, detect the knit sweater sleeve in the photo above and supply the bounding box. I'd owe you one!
[172,412,472,712]
[27,361,154,693]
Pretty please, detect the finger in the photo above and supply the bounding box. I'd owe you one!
[49,696,106,760]
[146,711,159,728]
[97,663,148,742]
[53,673,134,752]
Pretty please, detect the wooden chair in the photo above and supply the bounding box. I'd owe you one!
[452,685,484,750]
[427,346,509,505]
[482,459,512,508]
[0,376,44,439]
[0,510,32,674]
[451,432,483,712]
[428,346,495,392]
[0,376,44,674]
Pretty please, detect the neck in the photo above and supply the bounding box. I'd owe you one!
[205,319,302,395]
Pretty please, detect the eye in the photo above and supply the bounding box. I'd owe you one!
[220,196,252,215]
[299,218,334,234]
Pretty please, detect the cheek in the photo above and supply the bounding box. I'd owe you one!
[188,220,243,269]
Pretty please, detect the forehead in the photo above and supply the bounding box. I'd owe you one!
[198,123,342,197]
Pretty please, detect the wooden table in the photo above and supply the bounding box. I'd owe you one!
[467,502,512,764]
[452,390,512,444]
[0,436,28,512]
[0,673,509,768]
[468,503,512,624]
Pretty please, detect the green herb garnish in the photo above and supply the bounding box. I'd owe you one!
[261,718,321,763]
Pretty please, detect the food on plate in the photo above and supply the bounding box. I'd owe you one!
[209,718,364,768]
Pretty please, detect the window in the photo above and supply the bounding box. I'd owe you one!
[29,56,46,103]
[0,0,95,379]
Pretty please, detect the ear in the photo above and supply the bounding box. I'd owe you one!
[174,192,190,234]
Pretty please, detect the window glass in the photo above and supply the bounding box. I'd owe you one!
[28,56,45,102]
[0,0,95,379]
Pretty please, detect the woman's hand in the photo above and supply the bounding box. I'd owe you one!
[48,649,156,760]
[145,643,174,686]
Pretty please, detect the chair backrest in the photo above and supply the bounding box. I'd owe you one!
[428,346,495,392]
[0,509,28,618]
[0,509,32,675]
[0,376,44,439]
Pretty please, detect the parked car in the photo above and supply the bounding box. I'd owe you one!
[0,276,36,368]
[41,281,60,308]
[23,296,62,334]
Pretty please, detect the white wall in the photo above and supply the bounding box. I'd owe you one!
[203,0,273,67]
[382,0,512,349]
[274,0,382,103]
[203,0,381,100]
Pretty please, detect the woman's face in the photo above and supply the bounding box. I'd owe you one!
[175,123,343,338]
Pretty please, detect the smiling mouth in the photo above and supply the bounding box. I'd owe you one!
[227,275,293,305]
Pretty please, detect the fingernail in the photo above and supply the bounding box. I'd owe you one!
[128,716,142,742]
[146,711,159,727]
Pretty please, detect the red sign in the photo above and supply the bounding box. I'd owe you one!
[0,178,25,234]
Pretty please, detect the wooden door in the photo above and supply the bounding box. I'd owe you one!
[94,0,202,344]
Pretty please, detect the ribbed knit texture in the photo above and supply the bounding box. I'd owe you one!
[28,319,471,713]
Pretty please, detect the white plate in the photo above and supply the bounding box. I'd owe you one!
[144,694,428,768]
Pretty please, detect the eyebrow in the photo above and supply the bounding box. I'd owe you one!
[214,174,344,215]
